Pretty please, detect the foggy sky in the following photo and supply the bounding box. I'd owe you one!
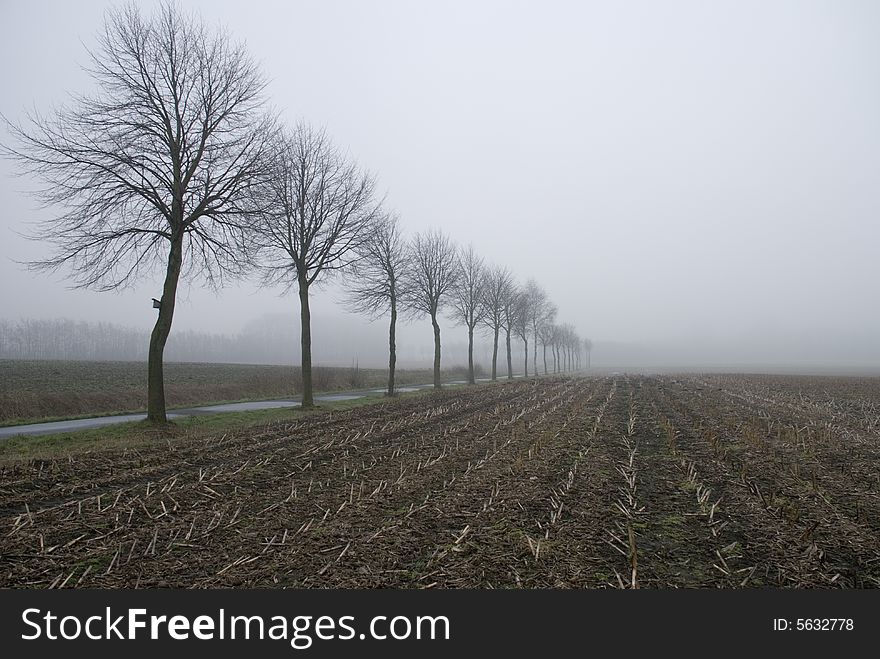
[2,0,879,370]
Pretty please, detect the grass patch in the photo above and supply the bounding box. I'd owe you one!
[0,395,290,428]
[0,391,415,464]
[0,359,486,425]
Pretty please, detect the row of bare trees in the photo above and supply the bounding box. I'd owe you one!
[344,217,591,397]
[2,3,370,420]
[1,1,591,424]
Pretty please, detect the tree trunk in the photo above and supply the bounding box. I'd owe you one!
[432,314,441,389]
[467,324,475,385]
[505,328,512,380]
[387,295,397,396]
[532,325,538,377]
[491,326,499,381]
[147,234,183,423]
[523,338,529,378]
[532,332,538,379]
[588,350,591,369]
[299,276,314,408]
[542,343,548,375]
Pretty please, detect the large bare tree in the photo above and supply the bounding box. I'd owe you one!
[1,2,274,422]
[449,245,486,385]
[480,264,515,381]
[402,229,459,389]
[254,123,379,407]
[344,211,407,396]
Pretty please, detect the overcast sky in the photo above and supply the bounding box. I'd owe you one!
[2,0,879,369]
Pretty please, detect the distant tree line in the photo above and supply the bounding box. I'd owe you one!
[2,2,592,422]
[0,318,259,363]
[0,317,509,368]
[0,319,146,362]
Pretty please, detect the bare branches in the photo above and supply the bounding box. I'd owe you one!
[449,245,486,384]
[344,211,407,319]
[1,2,278,422]
[479,265,515,380]
[449,245,486,331]
[538,308,559,346]
[401,229,460,319]
[401,228,459,388]
[510,289,531,344]
[343,211,407,396]
[254,123,379,291]
[524,279,553,338]
[2,1,275,291]
[481,266,514,332]
[250,122,379,407]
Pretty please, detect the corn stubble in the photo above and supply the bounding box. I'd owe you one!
[2,374,879,588]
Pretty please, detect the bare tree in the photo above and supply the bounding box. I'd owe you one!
[511,289,531,378]
[344,212,407,396]
[560,323,577,371]
[538,306,558,375]
[480,265,514,381]
[523,279,553,377]
[1,2,275,422]
[544,322,558,373]
[553,325,562,373]
[584,337,593,369]
[501,279,520,379]
[556,324,567,372]
[402,229,459,389]
[573,329,583,370]
[449,245,486,385]
[254,124,379,407]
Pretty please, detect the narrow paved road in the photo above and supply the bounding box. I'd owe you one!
[0,378,497,439]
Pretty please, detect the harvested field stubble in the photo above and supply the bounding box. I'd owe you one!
[1,374,879,588]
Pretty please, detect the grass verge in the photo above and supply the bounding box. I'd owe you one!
[0,376,507,464]
[0,392,406,464]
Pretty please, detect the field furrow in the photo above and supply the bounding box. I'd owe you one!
[2,374,879,588]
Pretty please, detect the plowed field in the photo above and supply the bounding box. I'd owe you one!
[2,375,879,588]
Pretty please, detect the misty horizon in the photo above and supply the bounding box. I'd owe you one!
[4,313,880,376]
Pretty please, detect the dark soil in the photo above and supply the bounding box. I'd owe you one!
[1,374,878,588]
